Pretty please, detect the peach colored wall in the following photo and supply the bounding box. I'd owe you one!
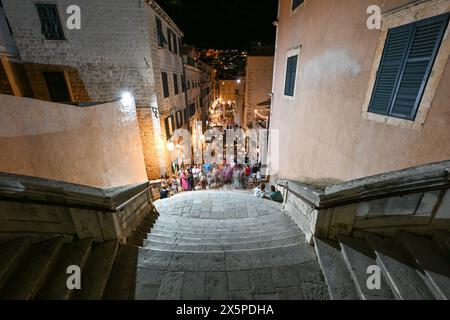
[270,0,450,183]
[0,94,148,188]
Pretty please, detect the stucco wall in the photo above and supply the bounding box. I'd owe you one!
[0,95,148,188]
[270,0,450,183]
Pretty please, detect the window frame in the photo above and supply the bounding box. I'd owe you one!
[367,13,450,121]
[291,0,304,12]
[35,3,66,41]
[283,48,300,100]
[173,73,179,95]
[161,72,170,98]
[361,0,450,131]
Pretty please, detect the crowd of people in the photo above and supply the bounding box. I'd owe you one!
[159,162,284,204]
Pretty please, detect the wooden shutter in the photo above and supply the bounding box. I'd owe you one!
[173,74,179,95]
[391,14,449,119]
[284,55,298,97]
[36,4,65,40]
[369,13,449,120]
[162,72,169,98]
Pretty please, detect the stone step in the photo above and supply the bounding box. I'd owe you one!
[103,245,139,300]
[138,243,316,272]
[156,213,291,224]
[338,235,394,300]
[72,240,119,300]
[364,233,435,300]
[0,238,32,292]
[0,237,65,300]
[150,224,299,236]
[37,239,94,300]
[149,227,301,240]
[147,230,300,245]
[313,237,360,300]
[144,235,305,252]
[396,232,450,300]
[153,220,294,232]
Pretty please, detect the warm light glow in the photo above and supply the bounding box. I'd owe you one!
[120,91,134,108]
[237,79,241,84]
[167,142,175,152]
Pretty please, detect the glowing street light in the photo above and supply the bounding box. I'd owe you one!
[120,91,134,107]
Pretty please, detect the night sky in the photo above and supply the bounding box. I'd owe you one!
[157,0,279,50]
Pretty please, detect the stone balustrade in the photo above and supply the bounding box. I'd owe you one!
[0,172,156,244]
[277,160,450,243]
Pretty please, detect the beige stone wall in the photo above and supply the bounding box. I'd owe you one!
[270,0,450,183]
[245,56,274,128]
[0,95,148,188]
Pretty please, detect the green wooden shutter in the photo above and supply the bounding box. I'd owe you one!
[369,13,449,120]
[391,14,449,119]
[369,24,414,115]
[284,55,298,97]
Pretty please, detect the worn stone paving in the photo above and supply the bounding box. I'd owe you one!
[135,191,329,300]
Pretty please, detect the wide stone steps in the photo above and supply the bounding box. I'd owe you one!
[150,224,300,236]
[0,237,139,300]
[144,234,306,252]
[314,230,450,300]
[147,229,303,243]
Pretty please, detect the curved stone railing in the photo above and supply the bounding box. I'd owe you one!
[277,160,450,243]
[0,172,158,244]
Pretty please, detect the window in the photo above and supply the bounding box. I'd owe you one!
[181,75,186,92]
[368,13,450,120]
[43,71,71,102]
[292,0,304,11]
[184,108,188,123]
[36,4,65,40]
[167,28,173,52]
[161,72,169,98]
[284,55,298,97]
[173,33,178,55]
[178,38,183,57]
[189,103,196,117]
[173,74,179,95]
[155,16,166,47]
[176,110,183,128]
[164,116,175,139]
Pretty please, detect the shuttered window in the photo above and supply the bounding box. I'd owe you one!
[167,28,173,52]
[368,13,449,120]
[161,72,169,98]
[36,4,65,40]
[292,0,304,11]
[173,74,179,95]
[284,55,298,97]
[165,116,175,139]
[176,110,183,128]
[155,16,166,47]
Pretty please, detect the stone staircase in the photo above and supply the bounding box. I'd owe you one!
[0,214,156,300]
[314,230,450,300]
[0,237,133,300]
[135,191,330,300]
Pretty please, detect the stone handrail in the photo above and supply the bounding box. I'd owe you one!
[0,172,155,244]
[277,160,450,242]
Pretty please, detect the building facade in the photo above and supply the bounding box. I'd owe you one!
[0,0,191,180]
[245,54,274,129]
[269,0,450,184]
[218,79,246,127]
